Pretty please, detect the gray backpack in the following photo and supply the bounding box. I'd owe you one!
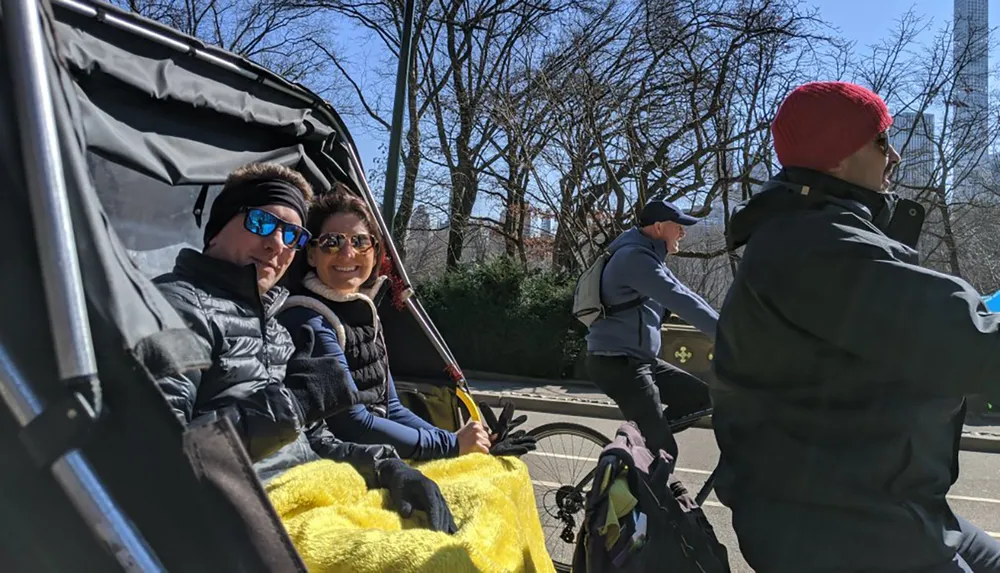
[572,248,647,327]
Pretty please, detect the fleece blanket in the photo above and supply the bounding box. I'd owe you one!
[265,453,555,573]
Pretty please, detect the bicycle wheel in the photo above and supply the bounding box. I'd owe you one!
[524,422,611,573]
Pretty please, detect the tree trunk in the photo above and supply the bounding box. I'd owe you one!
[392,63,422,261]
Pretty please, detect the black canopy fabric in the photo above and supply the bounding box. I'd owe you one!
[1,0,463,569]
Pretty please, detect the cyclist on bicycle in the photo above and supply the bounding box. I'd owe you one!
[585,199,719,458]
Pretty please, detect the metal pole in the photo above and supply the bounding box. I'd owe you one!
[0,347,163,572]
[4,0,100,410]
[1,0,163,569]
[381,0,417,233]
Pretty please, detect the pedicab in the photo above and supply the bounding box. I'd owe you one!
[0,0,560,569]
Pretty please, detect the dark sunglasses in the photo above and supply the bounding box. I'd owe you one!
[875,131,889,155]
[242,207,311,250]
[310,232,378,254]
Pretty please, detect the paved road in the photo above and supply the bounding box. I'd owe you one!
[520,410,1000,572]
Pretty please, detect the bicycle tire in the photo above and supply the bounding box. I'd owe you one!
[526,423,611,573]
[527,421,612,446]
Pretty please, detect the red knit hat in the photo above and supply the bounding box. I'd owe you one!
[772,81,893,171]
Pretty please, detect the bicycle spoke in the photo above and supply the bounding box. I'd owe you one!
[524,424,610,570]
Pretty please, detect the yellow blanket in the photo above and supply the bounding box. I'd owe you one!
[265,454,555,573]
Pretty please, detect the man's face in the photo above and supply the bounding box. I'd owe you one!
[656,220,687,254]
[204,204,302,294]
[830,130,901,193]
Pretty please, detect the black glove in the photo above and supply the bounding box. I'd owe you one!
[284,325,359,423]
[480,400,536,457]
[375,459,458,534]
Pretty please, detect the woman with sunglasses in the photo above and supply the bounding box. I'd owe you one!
[277,189,492,461]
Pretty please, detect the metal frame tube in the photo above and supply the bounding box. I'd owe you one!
[1,0,163,569]
[5,0,99,405]
[0,347,163,572]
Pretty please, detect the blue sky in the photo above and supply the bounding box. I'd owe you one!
[816,0,951,46]
[343,1,980,200]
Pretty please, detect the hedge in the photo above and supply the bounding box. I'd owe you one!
[417,257,587,379]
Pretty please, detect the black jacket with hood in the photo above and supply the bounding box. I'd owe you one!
[711,168,1000,572]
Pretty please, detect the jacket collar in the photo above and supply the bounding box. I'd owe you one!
[173,248,288,316]
[776,167,898,229]
[301,272,388,304]
[619,226,667,259]
[300,272,388,330]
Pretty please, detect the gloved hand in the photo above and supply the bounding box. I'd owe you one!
[375,458,458,534]
[193,382,303,462]
[479,400,537,457]
[284,325,359,423]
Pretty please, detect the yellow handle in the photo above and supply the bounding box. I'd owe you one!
[456,385,482,423]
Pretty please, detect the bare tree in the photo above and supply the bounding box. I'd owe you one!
[419,0,575,268]
[114,0,329,82]
[868,12,1000,281]
[513,0,827,276]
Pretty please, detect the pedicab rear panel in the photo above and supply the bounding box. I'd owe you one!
[660,322,716,383]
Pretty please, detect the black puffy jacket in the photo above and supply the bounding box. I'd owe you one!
[154,248,397,483]
[712,168,1000,572]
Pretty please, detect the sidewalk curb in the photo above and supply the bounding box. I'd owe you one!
[463,370,593,388]
[472,390,710,430]
[472,390,1000,453]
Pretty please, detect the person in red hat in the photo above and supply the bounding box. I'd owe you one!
[710,81,1000,572]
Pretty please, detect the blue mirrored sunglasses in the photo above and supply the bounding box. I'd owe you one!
[242,207,311,250]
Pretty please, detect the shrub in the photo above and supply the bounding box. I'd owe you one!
[418,257,586,379]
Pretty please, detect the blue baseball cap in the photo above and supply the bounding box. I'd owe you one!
[637,199,701,227]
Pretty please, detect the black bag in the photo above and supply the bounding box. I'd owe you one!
[572,422,730,573]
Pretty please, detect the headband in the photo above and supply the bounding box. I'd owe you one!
[202,178,308,246]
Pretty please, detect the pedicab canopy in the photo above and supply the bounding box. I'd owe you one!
[0,0,473,569]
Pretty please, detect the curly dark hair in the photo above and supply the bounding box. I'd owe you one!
[285,183,385,290]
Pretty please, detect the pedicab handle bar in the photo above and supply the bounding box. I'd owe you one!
[2,0,164,569]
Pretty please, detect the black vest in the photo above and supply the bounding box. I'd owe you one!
[308,280,391,415]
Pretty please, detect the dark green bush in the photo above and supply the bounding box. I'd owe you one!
[418,257,587,379]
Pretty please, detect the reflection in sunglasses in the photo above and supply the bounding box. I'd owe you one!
[242,208,310,250]
[312,232,378,254]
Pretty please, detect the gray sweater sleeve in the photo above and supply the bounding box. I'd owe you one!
[618,247,720,338]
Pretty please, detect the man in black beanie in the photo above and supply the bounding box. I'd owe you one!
[153,163,458,534]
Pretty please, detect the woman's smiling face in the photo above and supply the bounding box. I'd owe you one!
[306,212,377,295]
